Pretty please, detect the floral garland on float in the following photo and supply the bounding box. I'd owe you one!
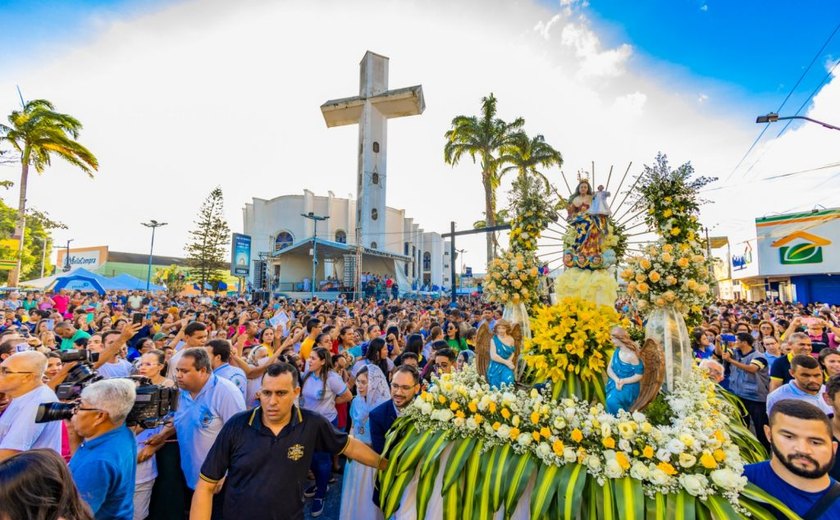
[378,365,794,520]
[619,153,716,390]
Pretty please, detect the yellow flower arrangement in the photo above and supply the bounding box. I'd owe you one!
[524,297,627,400]
[483,249,541,310]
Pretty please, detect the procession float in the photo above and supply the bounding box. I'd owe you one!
[378,155,800,519]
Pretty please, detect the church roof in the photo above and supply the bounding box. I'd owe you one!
[270,237,412,262]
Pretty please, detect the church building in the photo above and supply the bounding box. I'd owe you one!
[242,190,450,296]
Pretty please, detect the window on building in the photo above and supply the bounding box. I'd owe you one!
[404,242,410,256]
[373,141,380,153]
[372,172,379,184]
[371,241,378,249]
[423,252,431,271]
[371,208,378,220]
[404,263,409,276]
[274,231,294,252]
[335,230,347,244]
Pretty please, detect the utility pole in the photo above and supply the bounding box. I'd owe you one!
[141,220,168,291]
[301,212,329,299]
[442,222,511,305]
[456,248,467,293]
[40,237,49,278]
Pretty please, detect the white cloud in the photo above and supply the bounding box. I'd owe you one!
[613,91,647,116]
[700,4,709,12]
[0,0,768,270]
[560,21,633,79]
[698,93,709,103]
[534,14,562,40]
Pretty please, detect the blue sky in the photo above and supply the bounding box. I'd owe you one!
[584,1,840,103]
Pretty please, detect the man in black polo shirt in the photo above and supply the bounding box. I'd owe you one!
[190,362,385,520]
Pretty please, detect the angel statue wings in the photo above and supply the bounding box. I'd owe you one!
[605,326,665,415]
[475,320,522,389]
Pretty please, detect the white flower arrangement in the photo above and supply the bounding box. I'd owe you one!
[406,364,749,509]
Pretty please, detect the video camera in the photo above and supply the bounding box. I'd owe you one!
[54,349,102,400]
[35,376,179,429]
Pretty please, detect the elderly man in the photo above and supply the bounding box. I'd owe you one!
[0,351,61,461]
[68,378,138,519]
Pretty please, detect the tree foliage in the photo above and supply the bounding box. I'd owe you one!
[154,264,188,296]
[185,187,231,291]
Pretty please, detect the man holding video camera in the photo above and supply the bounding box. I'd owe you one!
[68,378,138,519]
[0,351,61,462]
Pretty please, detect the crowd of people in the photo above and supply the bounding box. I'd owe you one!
[0,288,839,519]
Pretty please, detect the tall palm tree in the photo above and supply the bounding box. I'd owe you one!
[499,132,563,188]
[444,93,524,265]
[0,99,98,286]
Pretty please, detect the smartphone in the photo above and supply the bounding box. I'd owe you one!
[45,319,54,331]
[132,312,144,325]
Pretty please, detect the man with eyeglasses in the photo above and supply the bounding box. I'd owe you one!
[0,351,61,462]
[68,378,138,519]
[369,365,420,455]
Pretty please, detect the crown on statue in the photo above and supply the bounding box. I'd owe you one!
[576,170,590,183]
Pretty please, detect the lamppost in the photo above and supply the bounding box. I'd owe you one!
[63,239,73,272]
[141,220,168,292]
[40,237,49,278]
[301,212,329,299]
[755,112,840,131]
[456,248,467,292]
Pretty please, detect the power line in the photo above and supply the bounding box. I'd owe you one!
[722,21,840,185]
[704,161,840,192]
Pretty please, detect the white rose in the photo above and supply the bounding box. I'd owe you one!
[632,411,646,423]
[419,401,433,415]
[466,418,478,430]
[710,469,746,491]
[666,439,686,455]
[453,417,465,428]
[518,434,532,447]
[649,468,671,486]
[496,424,511,440]
[512,415,521,427]
[563,447,577,464]
[601,423,613,438]
[618,439,632,452]
[586,455,602,471]
[604,459,624,479]
[483,423,495,435]
[439,409,454,422]
[537,442,551,458]
[630,461,649,480]
[678,453,697,468]
[656,448,672,462]
[679,474,708,497]
[553,417,567,430]
[564,407,576,420]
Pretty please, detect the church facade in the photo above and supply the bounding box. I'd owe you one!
[242,189,451,295]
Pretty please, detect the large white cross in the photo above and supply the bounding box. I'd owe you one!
[320,51,425,251]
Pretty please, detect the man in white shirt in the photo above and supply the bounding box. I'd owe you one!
[766,354,833,416]
[0,351,62,461]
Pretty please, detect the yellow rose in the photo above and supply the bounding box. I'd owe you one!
[530,411,541,425]
[642,445,654,459]
[670,227,681,236]
[649,271,661,283]
[657,462,677,476]
[677,257,690,268]
[488,402,497,413]
[616,451,631,470]
[509,427,520,441]
[655,297,666,307]
[553,439,565,456]
[700,452,717,469]
[540,427,551,438]
[492,421,501,431]
[455,410,465,419]
[621,268,634,281]
[602,437,616,449]
[532,431,541,442]
[662,244,674,252]
[450,401,460,411]
[661,252,674,263]
[663,290,676,302]
[666,275,677,286]
[663,209,673,217]
[713,449,726,462]
[635,273,647,283]
[571,429,584,443]
[438,395,447,404]
[639,258,652,270]
[637,282,650,294]
[468,401,478,413]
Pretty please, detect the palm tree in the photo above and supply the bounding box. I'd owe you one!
[444,93,524,265]
[0,99,98,286]
[499,132,563,188]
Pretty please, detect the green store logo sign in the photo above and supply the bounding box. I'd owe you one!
[771,231,831,265]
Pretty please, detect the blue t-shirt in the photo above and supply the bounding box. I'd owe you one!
[69,425,137,520]
[744,461,840,519]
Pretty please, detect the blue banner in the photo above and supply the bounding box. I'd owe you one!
[231,233,252,277]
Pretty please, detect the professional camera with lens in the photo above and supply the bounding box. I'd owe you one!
[35,376,179,429]
[54,349,102,400]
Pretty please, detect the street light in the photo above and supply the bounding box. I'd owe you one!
[141,220,168,292]
[755,112,840,131]
[301,212,329,299]
[63,239,73,272]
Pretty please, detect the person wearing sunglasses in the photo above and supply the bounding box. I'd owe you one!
[0,351,61,462]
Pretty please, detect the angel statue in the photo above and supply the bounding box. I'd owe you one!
[605,326,665,415]
[475,320,522,389]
